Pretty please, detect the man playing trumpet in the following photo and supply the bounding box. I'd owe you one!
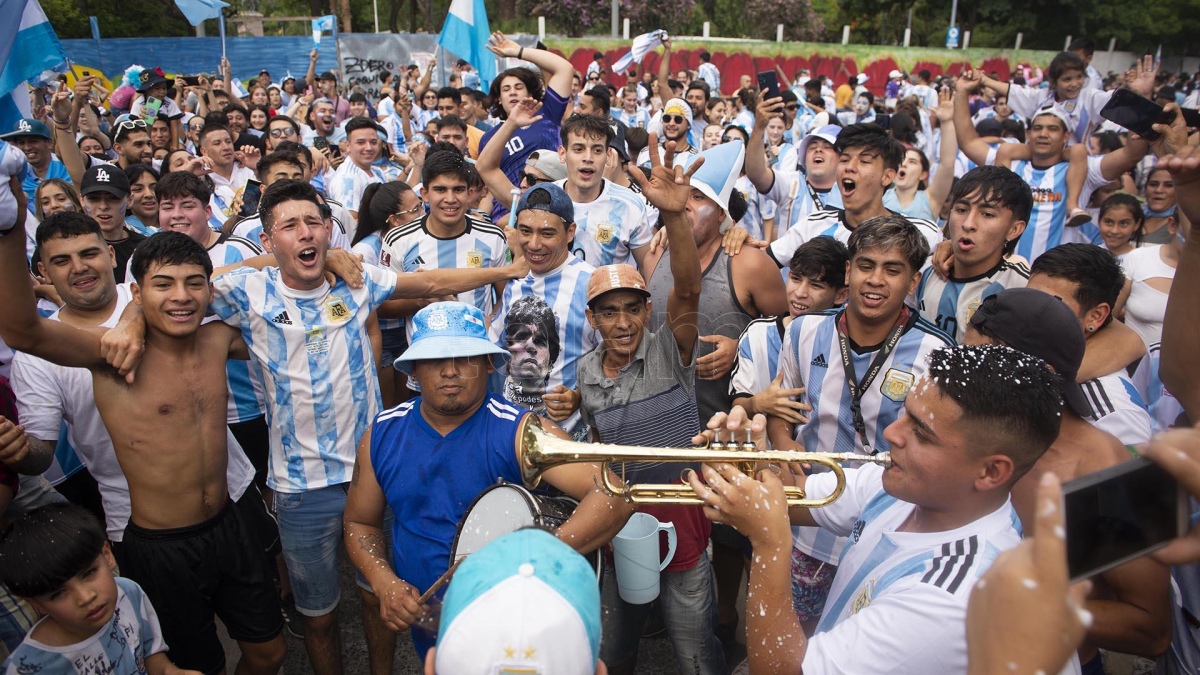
[688,343,1069,674]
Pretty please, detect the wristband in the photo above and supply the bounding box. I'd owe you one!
[518,47,524,61]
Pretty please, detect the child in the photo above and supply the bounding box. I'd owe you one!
[977,52,1155,226]
[0,503,198,675]
[729,237,849,421]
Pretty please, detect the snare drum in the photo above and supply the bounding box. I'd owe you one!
[450,481,600,576]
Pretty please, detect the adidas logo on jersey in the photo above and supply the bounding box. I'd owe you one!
[271,311,292,325]
[811,354,828,368]
[411,255,425,266]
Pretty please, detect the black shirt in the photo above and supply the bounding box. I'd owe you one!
[107,229,147,283]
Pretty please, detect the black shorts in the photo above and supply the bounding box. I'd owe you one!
[229,415,270,489]
[116,494,284,674]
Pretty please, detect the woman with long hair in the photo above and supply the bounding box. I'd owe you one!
[34,179,81,221]
[352,181,425,408]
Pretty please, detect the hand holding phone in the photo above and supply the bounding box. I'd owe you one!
[240,180,262,218]
[757,71,781,102]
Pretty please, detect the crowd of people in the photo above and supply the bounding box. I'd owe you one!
[0,25,1198,675]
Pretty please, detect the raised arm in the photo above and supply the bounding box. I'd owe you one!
[745,94,783,194]
[954,72,997,167]
[1100,135,1150,181]
[413,58,435,99]
[50,82,88,187]
[1160,145,1200,421]
[978,72,1010,98]
[477,100,542,209]
[305,49,319,92]
[486,32,574,99]
[928,86,959,210]
[657,37,673,107]
[0,185,104,370]
[630,133,704,363]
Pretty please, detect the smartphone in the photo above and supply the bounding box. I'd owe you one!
[757,70,781,102]
[1064,456,1187,582]
[143,96,163,120]
[182,75,202,87]
[1100,89,1171,140]
[312,136,330,152]
[81,70,91,77]
[240,179,262,218]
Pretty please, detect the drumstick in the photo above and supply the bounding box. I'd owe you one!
[419,556,466,605]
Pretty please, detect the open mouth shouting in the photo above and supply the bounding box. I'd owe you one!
[297,246,319,265]
[841,178,858,200]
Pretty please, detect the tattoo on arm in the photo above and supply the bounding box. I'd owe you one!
[357,532,388,562]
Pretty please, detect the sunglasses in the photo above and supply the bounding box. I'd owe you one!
[785,104,800,110]
[663,115,687,125]
[521,172,550,186]
[113,118,148,141]
[269,127,298,138]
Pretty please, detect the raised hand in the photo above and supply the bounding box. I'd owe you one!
[934,84,955,124]
[507,99,543,128]
[754,94,784,128]
[627,131,705,214]
[486,32,522,59]
[1128,54,1159,99]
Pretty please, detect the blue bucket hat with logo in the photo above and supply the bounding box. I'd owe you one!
[393,301,509,374]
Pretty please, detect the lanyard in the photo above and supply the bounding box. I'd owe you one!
[804,180,825,211]
[835,307,910,453]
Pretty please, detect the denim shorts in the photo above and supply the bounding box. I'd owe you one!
[274,484,348,617]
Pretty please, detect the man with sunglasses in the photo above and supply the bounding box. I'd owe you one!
[638,98,697,167]
[111,117,154,169]
[265,115,302,152]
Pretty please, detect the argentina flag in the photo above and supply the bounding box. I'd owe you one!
[0,0,69,132]
[438,0,496,90]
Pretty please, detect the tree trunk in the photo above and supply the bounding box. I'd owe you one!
[338,0,353,32]
[422,0,435,33]
[410,0,419,32]
[389,0,402,32]
[307,0,324,15]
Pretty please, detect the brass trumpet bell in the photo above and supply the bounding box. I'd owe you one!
[516,416,891,508]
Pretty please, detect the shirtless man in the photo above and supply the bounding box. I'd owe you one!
[964,288,1171,672]
[0,198,287,674]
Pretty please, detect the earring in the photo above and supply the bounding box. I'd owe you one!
[1086,325,1095,332]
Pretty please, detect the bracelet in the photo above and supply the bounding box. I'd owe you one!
[518,47,524,60]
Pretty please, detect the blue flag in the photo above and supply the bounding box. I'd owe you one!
[0,0,68,132]
[313,14,336,49]
[438,0,496,90]
[173,0,229,26]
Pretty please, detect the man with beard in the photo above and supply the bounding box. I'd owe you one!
[112,119,155,168]
[638,98,698,166]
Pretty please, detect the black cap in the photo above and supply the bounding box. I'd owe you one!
[608,120,630,163]
[80,164,131,198]
[136,68,169,93]
[318,71,338,82]
[969,288,1092,418]
[974,118,1004,137]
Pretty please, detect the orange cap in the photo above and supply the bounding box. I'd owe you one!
[586,264,651,304]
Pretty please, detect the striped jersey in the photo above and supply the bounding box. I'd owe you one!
[761,169,843,241]
[382,213,509,339]
[210,264,398,493]
[802,464,1022,674]
[1004,156,1105,262]
[328,160,386,213]
[779,309,953,563]
[1132,342,1188,433]
[208,235,268,423]
[915,258,1030,342]
[351,232,403,334]
[612,108,651,129]
[553,179,653,267]
[729,315,789,399]
[1081,371,1153,446]
[734,174,777,241]
[768,208,942,269]
[488,256,598,438]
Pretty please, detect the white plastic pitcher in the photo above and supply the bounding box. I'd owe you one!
[612,512,677,604]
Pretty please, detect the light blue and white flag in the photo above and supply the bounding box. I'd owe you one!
[313,15,336,49]
[0,0,68,133]
[174,0,228,26]
[438,0,496,90]
[612,30,667,75]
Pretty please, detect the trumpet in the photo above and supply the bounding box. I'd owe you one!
[517,416,891,508]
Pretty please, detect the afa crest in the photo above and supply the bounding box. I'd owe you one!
[466,249,483,268]
[851,578,875,615]
[879,368,915,402]
[324,298,351,324]
[594,223,614,244]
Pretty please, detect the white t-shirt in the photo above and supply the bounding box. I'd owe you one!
[1121,244,1174,349]
[1081,371,1153,446]
[799,465,1066,674]
[9,284,254,540]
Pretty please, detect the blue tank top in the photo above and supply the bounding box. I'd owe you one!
[369,392,527,609]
